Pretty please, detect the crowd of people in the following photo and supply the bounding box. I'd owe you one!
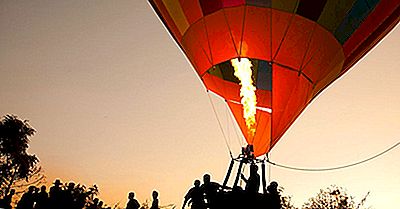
[0,179,160,209]
[0,179,110,209]
[1,164,280,209]
[183,166,281,209]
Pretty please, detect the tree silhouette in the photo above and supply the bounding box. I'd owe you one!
[281,195,298,209]
[302,185,369,209]
[69,183,99,209]
[279,185,369,209]
[0,114,39,198]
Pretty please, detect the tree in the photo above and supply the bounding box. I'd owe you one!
[279,185,369,209]
[69,183,99,209]
[302,185,369,209]
[281,195,299,209]
[0,114,39,198]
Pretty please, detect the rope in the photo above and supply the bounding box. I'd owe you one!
[267,154,271,182]
[207,91,234,158]
[226,103,243,148]
[222,9,239,57]
[266,141,400,172]
[239,6,247,56]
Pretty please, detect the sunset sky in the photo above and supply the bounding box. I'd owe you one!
[1,1,399,208]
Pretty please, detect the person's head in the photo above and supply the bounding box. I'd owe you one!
[194,179,201,187]
[128,192,135,200]
[98,201,103,207]
[152,190,158,199]
[267,181,278,193]
[53,179,62,187]
[68,182,75,190]
[93,198,99,204]
[28,186,36,193]
[270,181,278,188]
[40,185,46,192]
[203,174,211,184]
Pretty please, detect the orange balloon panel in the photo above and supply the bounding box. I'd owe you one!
[149,0,400,156]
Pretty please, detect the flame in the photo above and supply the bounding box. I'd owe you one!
[231,58,257,137]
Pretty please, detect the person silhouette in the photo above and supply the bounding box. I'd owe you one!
[182,180,205,209]
[49,179,63,209]
[201,174,220,209]
[63,182,75,209]
[150,190,159,209]
[241,164,260,194]
[267,181,281,209]
[126,192,140,209]
[35,185,49,209]
[16,186,36,209]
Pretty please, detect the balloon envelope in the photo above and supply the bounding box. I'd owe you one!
[149,0,400,156]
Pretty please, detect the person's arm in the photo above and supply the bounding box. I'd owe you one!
[182,197,188,209]
[182,191,190,209]
[135,200,141,209]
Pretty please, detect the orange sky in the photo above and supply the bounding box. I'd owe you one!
[1,1,399,208]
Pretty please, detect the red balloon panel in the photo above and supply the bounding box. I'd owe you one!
[274,15,315,71]
[179,0,203,25]
[181,21,213,76]
[272,64,312,141]
[204,9,241,65]
[241,6,272,60]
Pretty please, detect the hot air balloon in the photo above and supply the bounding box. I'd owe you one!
[149,0,399,170]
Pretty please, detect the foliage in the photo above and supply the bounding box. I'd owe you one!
[0,114,39,198]
[9,166,46,207]
[281,195,299,209]
[71,183,99,208]
[279,185,370,209]
[302,185,370,209]
[11,166,46,195]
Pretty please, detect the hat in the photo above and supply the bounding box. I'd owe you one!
[53,179,62,185]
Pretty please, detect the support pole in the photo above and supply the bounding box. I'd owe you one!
[223,158,235,188]
[233,158,244,187]
[261,162,267,194]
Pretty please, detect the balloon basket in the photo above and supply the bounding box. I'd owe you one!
[222,145,268,194]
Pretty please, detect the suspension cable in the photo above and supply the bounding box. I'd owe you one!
[207,91,234,158]
[225,103,243,148]
[266,141,400,172]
